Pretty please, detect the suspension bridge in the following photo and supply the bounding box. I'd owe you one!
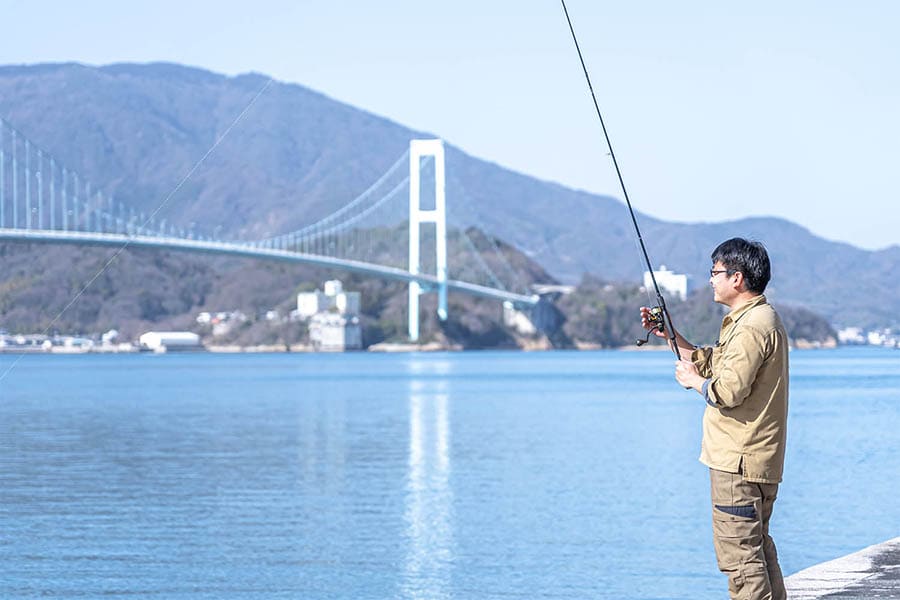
[0,118,541,341]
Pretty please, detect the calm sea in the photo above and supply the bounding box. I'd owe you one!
[0,347,897,599]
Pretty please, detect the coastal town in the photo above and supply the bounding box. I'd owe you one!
[2,275,898,354]
[0,279,365,354]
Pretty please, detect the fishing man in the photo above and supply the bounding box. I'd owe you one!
[640,237,789,600]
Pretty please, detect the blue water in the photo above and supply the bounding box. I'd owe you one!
[0,347,897,599]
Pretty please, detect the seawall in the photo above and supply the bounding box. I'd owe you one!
[785,536,900,599]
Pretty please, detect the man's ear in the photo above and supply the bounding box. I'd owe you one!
[733,271,746,292]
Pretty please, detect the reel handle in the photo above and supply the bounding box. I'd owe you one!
[636,306,665,346]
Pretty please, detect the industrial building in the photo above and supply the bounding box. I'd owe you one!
[295,280,360,319]
[296,280,362,351]
[309,313,362,351]
[139,331,202,352]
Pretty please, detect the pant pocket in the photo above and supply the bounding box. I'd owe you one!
[713,504,760,539]
[715,503,758,519]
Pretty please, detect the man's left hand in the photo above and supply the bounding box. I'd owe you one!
[675,359,705,393]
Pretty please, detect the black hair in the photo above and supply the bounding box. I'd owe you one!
[710,238,771,294]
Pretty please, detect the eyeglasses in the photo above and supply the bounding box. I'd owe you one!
[709,269,731,278]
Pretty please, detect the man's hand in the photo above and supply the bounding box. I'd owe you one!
[639,306,668,339]
[675,359,706,393]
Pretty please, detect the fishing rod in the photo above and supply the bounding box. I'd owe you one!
[560,0,680,359]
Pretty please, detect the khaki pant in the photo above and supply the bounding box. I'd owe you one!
[709,468,786,600]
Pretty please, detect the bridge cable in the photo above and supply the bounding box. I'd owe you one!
[447,172,526,294]
[459,231,506,291]
[255,148,411,246]
[0,116,160,238]
[0,77,274,384]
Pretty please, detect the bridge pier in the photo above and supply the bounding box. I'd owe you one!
[408,139,447,342]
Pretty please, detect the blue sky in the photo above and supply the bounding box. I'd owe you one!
[2,1,897,249]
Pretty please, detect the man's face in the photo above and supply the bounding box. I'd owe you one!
[709,260,737,305]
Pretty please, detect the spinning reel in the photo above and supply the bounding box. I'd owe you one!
[637,306,665,346]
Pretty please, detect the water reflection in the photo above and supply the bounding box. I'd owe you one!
[402,378,454,599]
[404,357,454,377]
[298,393,346,492]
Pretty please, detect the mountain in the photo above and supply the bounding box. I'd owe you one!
[0,62,896,328]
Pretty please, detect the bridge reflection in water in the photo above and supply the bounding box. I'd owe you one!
[403,372,454,599]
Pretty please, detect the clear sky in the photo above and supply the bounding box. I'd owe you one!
[2,1,897,249]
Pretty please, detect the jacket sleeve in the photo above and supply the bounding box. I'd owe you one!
[706,326,769,409]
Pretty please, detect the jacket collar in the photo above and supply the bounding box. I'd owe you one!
[723,294,767,327]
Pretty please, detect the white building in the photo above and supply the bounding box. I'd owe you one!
[296,280,364,350]
[196,310,248,337]
[837,327,865,345]
[503,301,537,335]
[644,265,688,300]
[296,280,360,319]
[309,313,362,351]
[296,290,328,319]
[867,330,885,346]
[866,329,899,347]
[139,331,202,352]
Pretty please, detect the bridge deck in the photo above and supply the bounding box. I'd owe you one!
[0,228,539,307]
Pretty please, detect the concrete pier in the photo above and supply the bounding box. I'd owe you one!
[785,537,900,599]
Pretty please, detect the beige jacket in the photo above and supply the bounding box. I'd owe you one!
[691,295,789,483]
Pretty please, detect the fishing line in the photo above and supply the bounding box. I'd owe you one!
[632,235,656,307]
[560,0,679,358]
[0,77,273,384]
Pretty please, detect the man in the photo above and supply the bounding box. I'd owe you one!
[641,238,789,600]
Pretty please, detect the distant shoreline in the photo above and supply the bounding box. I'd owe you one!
[0,340,866,356]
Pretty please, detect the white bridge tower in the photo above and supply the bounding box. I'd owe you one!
[408,139,447,341]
